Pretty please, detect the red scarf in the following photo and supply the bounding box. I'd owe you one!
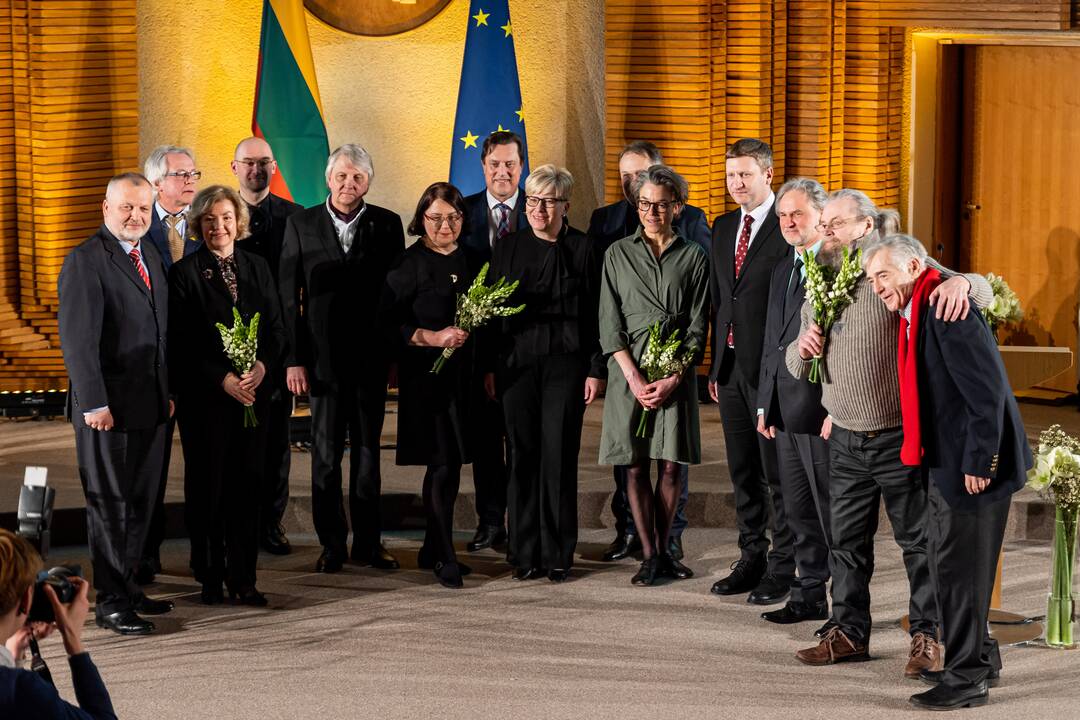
[898,268,942,466]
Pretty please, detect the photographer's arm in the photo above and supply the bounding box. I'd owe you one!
[42,579,118,720]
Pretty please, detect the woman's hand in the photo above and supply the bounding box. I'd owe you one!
[222,372,256,405]
[640,374,680,408]
[5,622,54,664]
[238,360,266,393]
[623,367,653,407]
[427,327,468,348]
[584,377,606,405]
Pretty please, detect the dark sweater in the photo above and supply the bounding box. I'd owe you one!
[0,652,116,720]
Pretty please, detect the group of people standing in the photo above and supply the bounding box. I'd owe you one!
[57,129,1030,711]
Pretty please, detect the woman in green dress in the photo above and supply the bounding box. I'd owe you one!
[598,164,710,586]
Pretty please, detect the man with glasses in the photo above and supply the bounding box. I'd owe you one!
[231,136,302,557]
[586,140,710,563]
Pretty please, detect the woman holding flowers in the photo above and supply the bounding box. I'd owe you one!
[482,165,606,582]
[598,165,710,586]
[168,185,285,606]
[379,183,476,589]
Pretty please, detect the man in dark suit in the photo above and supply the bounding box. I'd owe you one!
[586,140,711,563]
[457,131,526,552]
[57,172,176,635]
[707,138,795,605]
[232,136,302,556]
[864,234,1031,711]
[279,144,405,573]
[135,144,203,584]
[755,178,832,624]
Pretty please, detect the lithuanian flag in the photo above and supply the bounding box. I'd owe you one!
[252,0,329,208]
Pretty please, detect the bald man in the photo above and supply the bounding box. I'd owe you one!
[231,136,302,555]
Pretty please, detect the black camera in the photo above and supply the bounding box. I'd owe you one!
[27,565,82,624]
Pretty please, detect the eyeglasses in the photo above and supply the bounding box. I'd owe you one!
[235,159,273,169]
[637,199,675,214]
[815,216,863,232]
[165,171,202,183]
[525,196,567,209]
[424,213,463,228]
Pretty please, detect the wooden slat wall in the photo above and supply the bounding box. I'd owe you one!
[0,1,138,392]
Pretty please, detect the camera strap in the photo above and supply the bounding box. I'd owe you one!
[27,634,54,688]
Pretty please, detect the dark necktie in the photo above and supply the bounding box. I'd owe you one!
[784,255,804,315]
[495,203,511,241]
[129,247,151,290]
[727,214,755,347]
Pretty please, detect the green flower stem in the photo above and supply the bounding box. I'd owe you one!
[431,347,454,375]
[636,407,651,439]
[1046,505,1078,647]
[243,404,258,429]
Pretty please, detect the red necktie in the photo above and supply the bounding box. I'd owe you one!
[129,247,151,290]
[727,214,754,347]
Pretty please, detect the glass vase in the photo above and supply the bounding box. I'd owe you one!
[1046,504,1079,647]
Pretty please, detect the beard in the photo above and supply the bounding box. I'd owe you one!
[110,221,147,243]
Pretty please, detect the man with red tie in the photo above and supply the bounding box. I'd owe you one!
[58,173,175,635]
[706,139,795,606]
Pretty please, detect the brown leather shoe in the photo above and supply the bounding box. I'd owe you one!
[795,626,870,665]
[904,632,943,679]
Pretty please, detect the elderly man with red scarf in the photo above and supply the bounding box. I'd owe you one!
[863,233,1031,712]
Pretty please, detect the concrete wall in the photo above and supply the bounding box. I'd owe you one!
[137,0,606,229]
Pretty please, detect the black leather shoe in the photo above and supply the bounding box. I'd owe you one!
[762,600,828,624]
[909,680,989,710]
[261,524,292,556]
[136,597,174,615]
[921,668,1000,689]
[660,554,694,580]
[631,557,660,586]
[548,568,570,583]
[814,619,837,638]
[667,536,685,561]
[466,525,507,552]
[201,584,224,605]
[96,610,154,636]
[228,587,269,606]
[710,558,766,596]
[315,547,345,573]
[747,574,793,605]
[512,567,545,581]
[602,533,642,562]
[352,543,400,570]
[434,561,464,589]
[417,549,471,576]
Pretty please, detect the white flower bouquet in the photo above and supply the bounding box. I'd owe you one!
[431,262,525,374]
[216,307,260,428]
[803,246,862,383]
[980,272,1023,333]
[635,322,696,439]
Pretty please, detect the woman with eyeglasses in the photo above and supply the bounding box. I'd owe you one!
[379,182,476,589]
[598,164,709,587]
[481,164,606,582]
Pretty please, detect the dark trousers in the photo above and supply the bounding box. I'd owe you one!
[471,378,508,530]
[179,400,265,591]
[775,429,831,603]
[261,385,292,530]
[926,477,1008,686]
[309,379,387,555]
[611,463,689,538]
[716,352,794,576]
[828,425,937,644]
[141,416,174,568]
[501,355,585,571]
[75,423,165,616]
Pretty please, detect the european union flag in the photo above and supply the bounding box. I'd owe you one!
[449,0,530,195]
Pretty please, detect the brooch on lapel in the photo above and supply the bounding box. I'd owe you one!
[202,268,213,280]
[450,273,459,283]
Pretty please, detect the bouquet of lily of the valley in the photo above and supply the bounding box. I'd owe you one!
[216,306,260,428]
[981,272,1023,333]
[803,246,863,383]
[431,262,525,374]
[1027,424,1080,647]
[634,322,697,439]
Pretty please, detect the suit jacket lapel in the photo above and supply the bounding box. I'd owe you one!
[734,212,778,289]
[196,247,233,305]
[316,207,347,262]
[103,233,153,300]
[721,213,738,288]
[781,273,805,334]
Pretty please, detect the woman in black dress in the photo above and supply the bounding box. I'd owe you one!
[483,164,606,582]
[380,183,474,589]
[169,185,286,606]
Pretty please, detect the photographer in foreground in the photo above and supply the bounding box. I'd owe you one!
[1,529,117,719]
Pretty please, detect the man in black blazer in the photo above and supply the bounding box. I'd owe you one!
[279,144,405,573]
[755,178,832,625]
[586,140,711,563]
[864,235,1031,711]
[57,173,175,635]
[457,131,526,552]
[707,138,795,605]
[232,136,302,556]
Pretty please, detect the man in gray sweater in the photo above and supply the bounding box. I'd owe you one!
[785,189,992,679]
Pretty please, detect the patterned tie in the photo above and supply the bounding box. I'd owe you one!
[164,213,184,262]
[129,247,151,290]
[495,203,511,241]
[727,214,755,347]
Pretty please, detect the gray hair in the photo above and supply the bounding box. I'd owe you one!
[776,177,827,214]
[618,141,663,165]
[105,172,151,199]
[630,164,689,205]
[143,145,196,186]
[862,233,928,274]
[828,188,901,238]
[524,164,574,198]
[325,144,374,184]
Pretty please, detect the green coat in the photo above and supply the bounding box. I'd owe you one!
[598,228,710,465]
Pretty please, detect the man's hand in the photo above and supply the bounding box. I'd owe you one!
[965,474,990,495]
[222,373,256,405]
[820,415,833,440]
[708,379,719,403]
[45,576,89,657]
[797,323,825,360]
[929,276,972,322]
[483,372,497,401]
[286,366,309,395]
[640,374,680,409]
[756,414,776,439]
[5,622,54,664]
[238,360,267,393]
[83,408,114,432]
[584,377,606,406]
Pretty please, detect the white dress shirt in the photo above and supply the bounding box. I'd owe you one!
[326,197,367,254]
[738,192,776,250]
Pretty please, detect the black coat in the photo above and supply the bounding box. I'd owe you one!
[459,190,527,264]
[278,201,405,388]
[146,206,201,271]
[916,305,1032,511]
[586,199,712,255]
[756,253,828,434]
[167,244,286,405]
[708,206,791,383]
[58,226,171,431]
[236,192,302,282]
